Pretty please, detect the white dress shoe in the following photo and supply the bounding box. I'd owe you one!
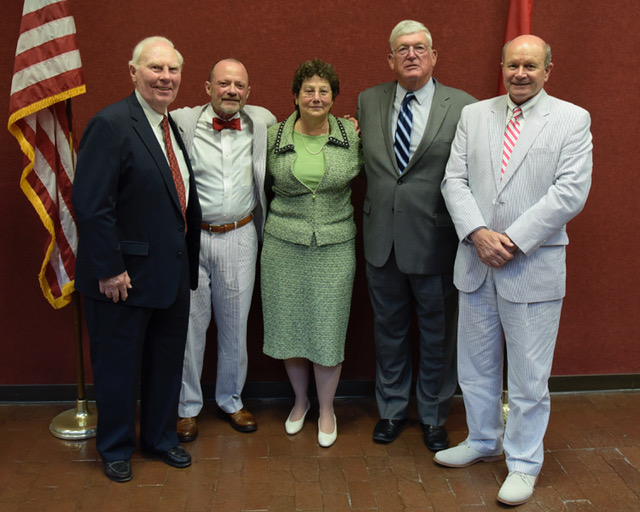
[433,440,503,468]
[285,401,310,435]
[497,471,537,506]
[317,414,337,448]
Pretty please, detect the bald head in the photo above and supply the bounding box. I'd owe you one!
[501,35,553,105]
[502,35,551,67]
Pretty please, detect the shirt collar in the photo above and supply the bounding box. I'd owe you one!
[396,77,435,105]
[506,89,543,121]
[135,89,166,126]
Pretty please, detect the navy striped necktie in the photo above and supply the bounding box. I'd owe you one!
[394,91,415,174]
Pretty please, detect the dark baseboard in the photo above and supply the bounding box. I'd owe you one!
[1,374,639,402]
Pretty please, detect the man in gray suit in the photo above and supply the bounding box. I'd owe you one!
[171,59,276,440]
[437,35,592,506]
[357,20,475,450]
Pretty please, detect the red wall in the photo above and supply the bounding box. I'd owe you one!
[1,0,639,386]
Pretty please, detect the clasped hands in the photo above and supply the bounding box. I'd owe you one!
[99,271,132,303]
[470,228,518,268]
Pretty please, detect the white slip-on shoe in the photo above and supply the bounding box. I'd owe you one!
[285,401,310,435]
[497,471,537,506]
[433,440,503,468]
[317,414,337,448]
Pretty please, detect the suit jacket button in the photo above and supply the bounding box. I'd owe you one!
[178,225,185,232]
[397,179,403,185]
[177,251,183,259]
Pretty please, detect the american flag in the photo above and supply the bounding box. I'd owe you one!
[8,0,85,309]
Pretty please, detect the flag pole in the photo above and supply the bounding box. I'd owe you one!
[49,292,97,439]
[49,99,97,440]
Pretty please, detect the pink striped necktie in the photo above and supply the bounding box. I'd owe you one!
[501,107,522,180]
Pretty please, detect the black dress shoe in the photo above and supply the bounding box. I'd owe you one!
[421,424,449,452]
[160,445,191,468]
[373,419,406,444]
[103,460,132,482]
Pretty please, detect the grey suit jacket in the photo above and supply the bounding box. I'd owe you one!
[171,103,277,239]
[441,90,593,303]
[357,79,476,274]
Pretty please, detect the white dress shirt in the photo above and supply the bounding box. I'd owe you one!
[134,90,190,199]
[505,89,543,130]
[191,105,255,224]
[392,78,436,159]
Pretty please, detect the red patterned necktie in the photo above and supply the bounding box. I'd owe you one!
[212,117,241,131]
[161,115,187,221]
[501,107,522,180]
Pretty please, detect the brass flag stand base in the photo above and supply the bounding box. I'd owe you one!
[49,292,98,440]
[50,398,97,440]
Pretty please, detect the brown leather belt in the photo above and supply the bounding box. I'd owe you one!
[201,213,253,233]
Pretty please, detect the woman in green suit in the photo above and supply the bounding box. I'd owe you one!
[262,59,362,448]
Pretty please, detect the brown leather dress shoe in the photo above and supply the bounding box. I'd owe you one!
[177,417,198,442]
[219,407,257,433]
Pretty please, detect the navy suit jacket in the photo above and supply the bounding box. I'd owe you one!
[73,93,201,308]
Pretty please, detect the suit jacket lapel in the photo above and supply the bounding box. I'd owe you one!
[247,108,267,193]
[128,94,184,214]
[404,80,449,175]
[489,97,507,190]
[499,91,550,191]
[379,82,398,175]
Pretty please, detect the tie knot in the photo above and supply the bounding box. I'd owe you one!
[403,91,415,106]
[512,107,522,120]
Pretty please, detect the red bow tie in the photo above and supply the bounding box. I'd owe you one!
[212,117,241,131]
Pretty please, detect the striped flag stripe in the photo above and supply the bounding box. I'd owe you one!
[16,15,77,54]
[11,51,82,96]
[14,33,80,74]
[10,69,84,119]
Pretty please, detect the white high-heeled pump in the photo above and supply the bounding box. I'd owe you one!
[318,414,337,448]
[285,401,310,435]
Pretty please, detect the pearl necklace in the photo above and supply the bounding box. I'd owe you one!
[300,133,328,155]
[296,120,329,155]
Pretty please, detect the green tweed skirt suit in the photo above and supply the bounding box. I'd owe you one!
[261,112,362,366]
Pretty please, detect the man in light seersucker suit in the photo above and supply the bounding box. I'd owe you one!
[171,59,276,441]
[357,20,475,450]
[437,35,592,506]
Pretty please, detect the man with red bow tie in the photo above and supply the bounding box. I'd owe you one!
[171,58,276,439]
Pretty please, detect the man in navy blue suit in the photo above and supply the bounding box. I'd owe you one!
[73,36,201,483]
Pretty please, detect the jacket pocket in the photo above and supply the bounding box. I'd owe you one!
[120,241,149,256]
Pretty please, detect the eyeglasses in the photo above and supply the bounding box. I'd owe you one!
[393,44,431,57]
[301,87,332,98]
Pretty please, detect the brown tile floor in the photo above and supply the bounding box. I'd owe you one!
[1,392,640,511]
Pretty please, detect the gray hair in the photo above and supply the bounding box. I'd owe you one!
[502,40,552,68]
[129,36,184,69]
[389,20,433,50]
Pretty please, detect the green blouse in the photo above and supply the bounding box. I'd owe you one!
[292,131,327,191]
